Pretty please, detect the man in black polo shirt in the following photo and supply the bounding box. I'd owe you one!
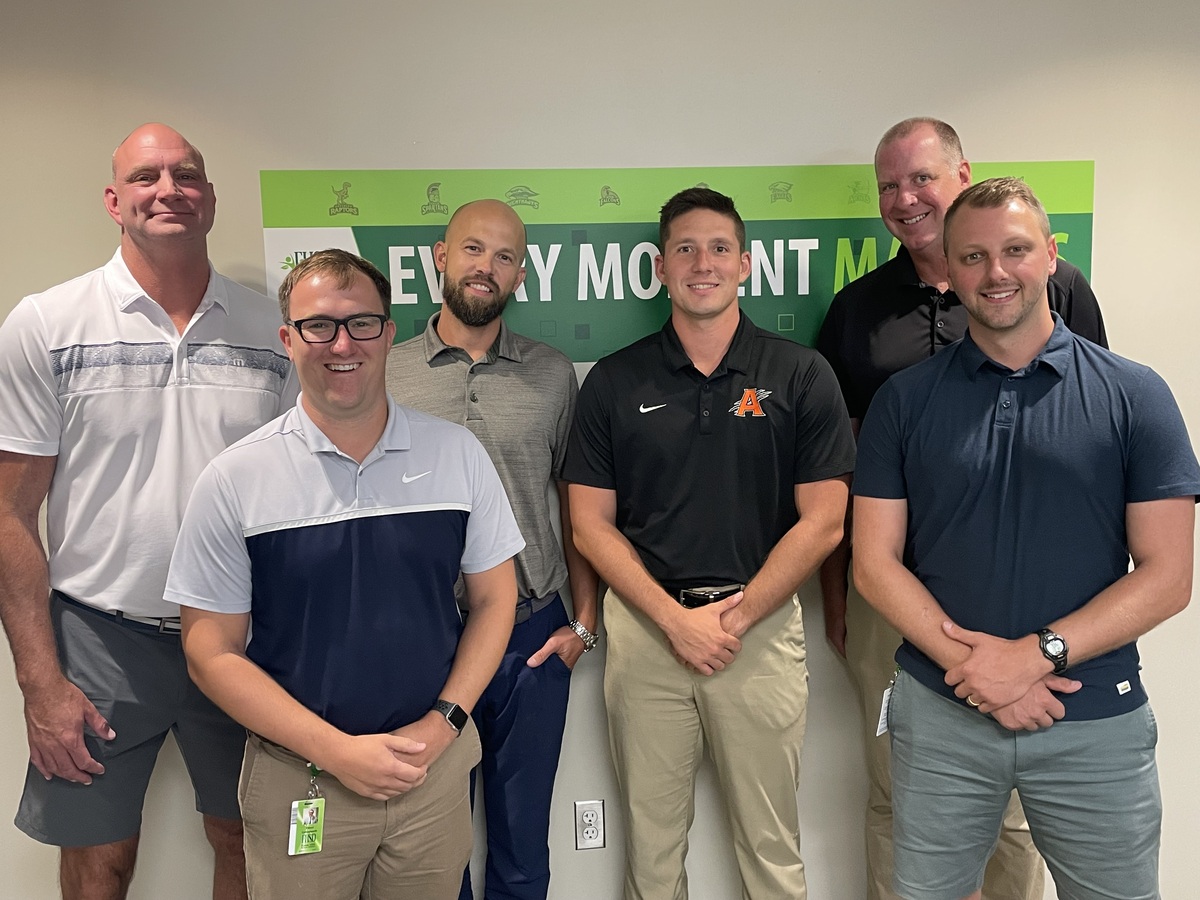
[815,117,1108,900]
[565,188,855,899]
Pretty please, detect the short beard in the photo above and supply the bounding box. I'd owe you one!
[442,277,510,327]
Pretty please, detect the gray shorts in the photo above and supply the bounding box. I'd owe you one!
[15,593,246,847]
[889,670,1161,900]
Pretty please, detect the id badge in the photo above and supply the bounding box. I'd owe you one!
[875,666,900,737]
[288,797,325,855]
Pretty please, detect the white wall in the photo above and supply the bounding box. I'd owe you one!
[2,2,1198,897]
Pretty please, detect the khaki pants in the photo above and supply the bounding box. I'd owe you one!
[239,722,480,900]
[844,582,1044,900]
[604,588,808,900]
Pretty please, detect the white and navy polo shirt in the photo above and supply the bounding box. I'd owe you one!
[166,396,525,735]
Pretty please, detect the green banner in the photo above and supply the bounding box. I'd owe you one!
[262,163,1093,361]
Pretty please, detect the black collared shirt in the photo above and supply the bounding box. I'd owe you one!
[563,312,855,594]
[816,246,1108,420]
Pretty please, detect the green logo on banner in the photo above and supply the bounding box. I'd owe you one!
[421,183,449,216]
[506,185,540,209]
[329,182,359,217]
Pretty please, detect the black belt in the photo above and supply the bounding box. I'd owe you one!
[55,591,183,634]
[515,592,560,624]
[676,584,744,609]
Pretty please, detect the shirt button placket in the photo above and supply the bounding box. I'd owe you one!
[995,378,1018,427]
[699,383,713,435]
[466,374,481,422]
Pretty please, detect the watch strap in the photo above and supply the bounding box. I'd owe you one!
[569,619,598,652]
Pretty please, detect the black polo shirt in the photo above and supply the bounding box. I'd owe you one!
[816,246,1108,420]
[563,312,855,595]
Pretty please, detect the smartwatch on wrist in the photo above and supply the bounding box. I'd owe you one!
[1036,628,1069,675]
[433,699,468,734]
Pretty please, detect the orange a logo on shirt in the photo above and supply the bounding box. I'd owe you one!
[730,388,771,417]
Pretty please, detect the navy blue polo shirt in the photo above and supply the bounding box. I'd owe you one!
[564,312,856,595]
[854,316,1200,720]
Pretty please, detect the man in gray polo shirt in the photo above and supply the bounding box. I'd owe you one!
[386,199,598,900]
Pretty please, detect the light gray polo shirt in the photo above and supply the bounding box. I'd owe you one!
[387,313,577,601]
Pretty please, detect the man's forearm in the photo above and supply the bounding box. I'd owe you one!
[445,560,519,712]
[1053,545,1192,665]
[853,553,969,672]
[443,600,513,712]
[819,540,851,653]
[0,518,59,690]
[557,482,600,632]
[184,634,348,769]
[572,514,676,630]
[0,454,62,692]
[819,538,851,611]
[739,508,843,630]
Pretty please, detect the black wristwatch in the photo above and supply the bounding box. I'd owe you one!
[1036,628,1069,675]
[433,699,469,734]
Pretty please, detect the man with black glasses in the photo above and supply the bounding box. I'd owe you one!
[166,249,523,899]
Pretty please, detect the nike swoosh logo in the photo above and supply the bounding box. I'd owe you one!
[639,403,667,413]
[402,471,432,483]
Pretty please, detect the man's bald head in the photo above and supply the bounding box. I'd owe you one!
[875,117,964,170]
[445,199,528,258]
[112,123,206,180]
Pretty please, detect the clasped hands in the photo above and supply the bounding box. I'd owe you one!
[942,622,1081,732]
[665,591,747,675]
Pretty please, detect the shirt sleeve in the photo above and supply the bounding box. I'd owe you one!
[0,298,62,456]
[852,380,909,500]
[461,435,526,574]
[793,352,856,484]
[164,463,254,614]
[561,362,616,489]
[1125,367,1200,503]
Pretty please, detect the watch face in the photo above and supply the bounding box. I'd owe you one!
[446,704,468,731]
[435,700,468,732]
[1046,638,1065,656]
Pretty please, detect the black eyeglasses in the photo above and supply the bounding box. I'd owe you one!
[286,314,389,344]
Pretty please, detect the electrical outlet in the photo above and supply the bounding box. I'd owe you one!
[574,799,605,850]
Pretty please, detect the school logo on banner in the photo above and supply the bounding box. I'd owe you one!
[506,185,540,209]
[329,182,359,216]
[421,183,449,216]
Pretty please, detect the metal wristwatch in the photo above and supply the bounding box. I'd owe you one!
[433,699,469,734]
[568,619,598,652]
[1036,628,1069,675]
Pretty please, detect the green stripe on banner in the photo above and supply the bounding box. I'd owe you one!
[261,162,1093,227]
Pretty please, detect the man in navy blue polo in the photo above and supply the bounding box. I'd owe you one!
[853,177,1199,900]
